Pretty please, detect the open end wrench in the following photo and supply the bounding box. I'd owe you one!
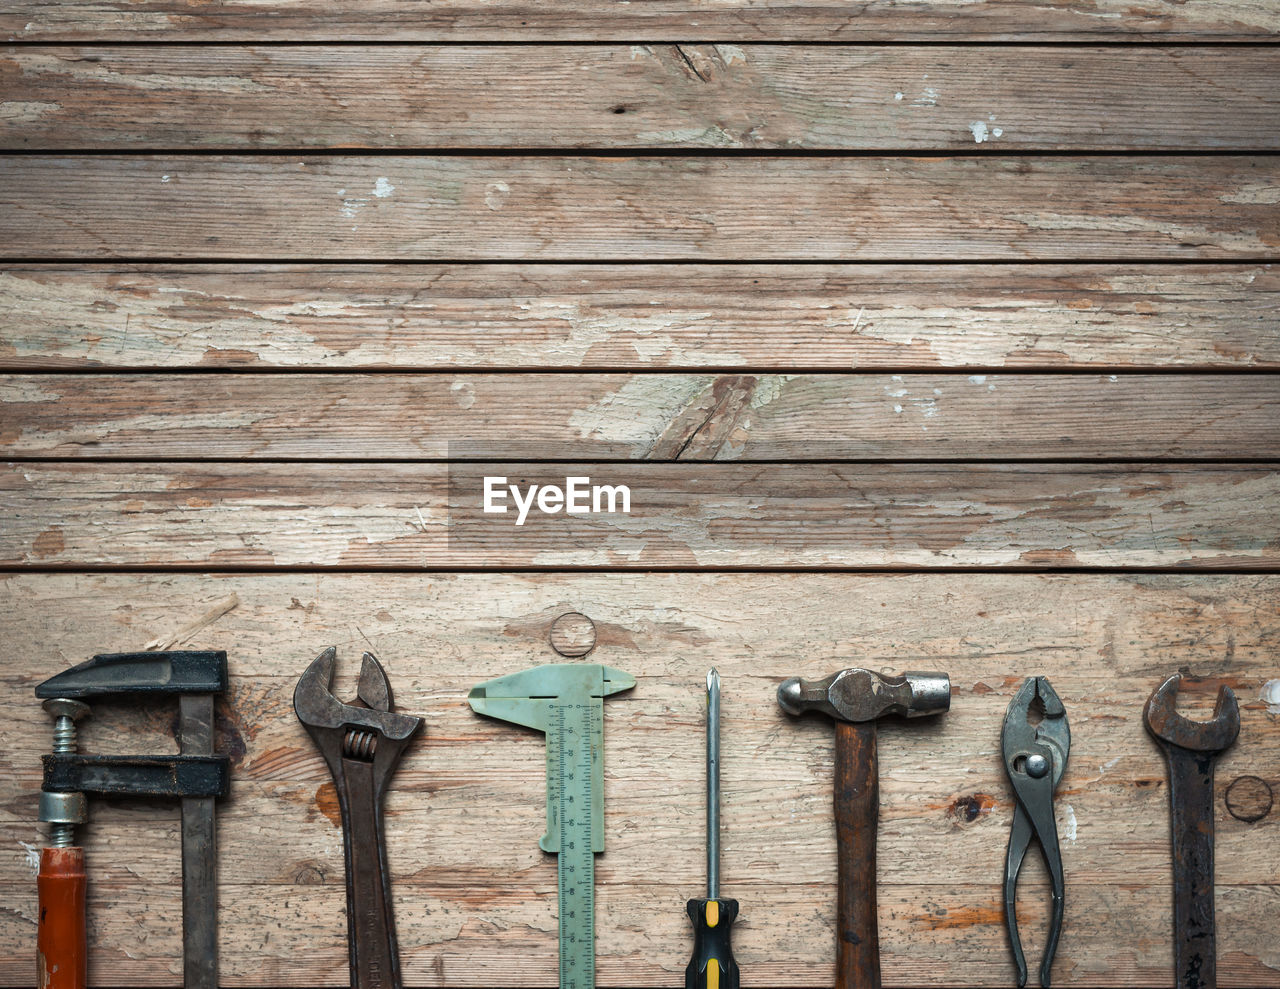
[1143,673,1240,989]
[294,647,423,989]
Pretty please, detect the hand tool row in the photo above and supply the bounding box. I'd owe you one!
[31,649,1247,989]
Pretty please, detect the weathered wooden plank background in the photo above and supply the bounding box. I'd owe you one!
[0,4,1277,989]
[4,156,1277,260]
[6,461,1278,569]
[5,47,1280,151]
[3,1,1278,41]
[6,373,1280,459]
[2,264,1278,371]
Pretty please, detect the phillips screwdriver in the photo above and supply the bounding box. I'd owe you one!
[686,668,740,989]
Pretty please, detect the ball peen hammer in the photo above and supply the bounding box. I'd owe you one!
[778,668,951,989]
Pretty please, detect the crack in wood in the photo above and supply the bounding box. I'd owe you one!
[645,374,757,460]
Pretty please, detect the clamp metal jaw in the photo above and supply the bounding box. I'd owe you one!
[1001,676,1071,989]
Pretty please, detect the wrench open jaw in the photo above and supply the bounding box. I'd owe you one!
[294,647,424,989]
[1144,673,1240,989]
[1144,674,1240,753]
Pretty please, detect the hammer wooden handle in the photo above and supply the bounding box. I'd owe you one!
[835,720,879,989]
[37,846,87,989]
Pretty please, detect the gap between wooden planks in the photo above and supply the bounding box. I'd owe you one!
[3,0,1278,41]
[3,264,1277,371]
[3,46,1278,151]
[0,573,1275,985]
[1,156,1277,260]
[4,374,1279,459]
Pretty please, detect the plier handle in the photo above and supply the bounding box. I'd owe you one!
[1001,676,1071,988]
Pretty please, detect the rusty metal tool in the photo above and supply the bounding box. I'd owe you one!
[35,650,231,989]
[294,647,423,989]
[1144,673,1240,989]
[778,667,950,989]
[686,668,739,989]
[469,662,635,989]
[1001,676,1071,988]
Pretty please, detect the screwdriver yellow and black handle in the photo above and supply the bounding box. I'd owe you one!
[687,670,740,989]
[686,896,739,989]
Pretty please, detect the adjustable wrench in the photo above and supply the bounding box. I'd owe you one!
[1144,673,1240,989]
[294,647,423,989]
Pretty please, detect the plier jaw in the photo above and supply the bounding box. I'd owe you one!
[1001,676,1071,988]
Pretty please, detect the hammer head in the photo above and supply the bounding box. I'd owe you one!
[777,668,950,723]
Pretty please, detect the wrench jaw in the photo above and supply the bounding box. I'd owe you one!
[294,649,424,739]
[1143,674,1241,754]
[357,651,394,713]
[293,647,425,989]
[294,648,426,810]
[294,647,424,803]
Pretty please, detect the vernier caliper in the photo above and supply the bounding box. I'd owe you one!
[469,663,635,989]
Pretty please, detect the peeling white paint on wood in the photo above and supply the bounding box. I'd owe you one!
[450,379,476,410]
[483,180,509,209]
[1063,804,1079,842]
[0,100,61,122]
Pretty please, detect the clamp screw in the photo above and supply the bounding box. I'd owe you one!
[41,698,90,847]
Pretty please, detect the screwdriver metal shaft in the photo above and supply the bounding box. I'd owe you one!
[686,668,739,989]
[706,667,721,900]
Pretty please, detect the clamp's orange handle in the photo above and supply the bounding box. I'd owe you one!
[37,846,86,989]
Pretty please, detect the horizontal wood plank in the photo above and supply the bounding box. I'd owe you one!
[0,573,1276,985]
[5,765,1279,888]
[5,47,1279,151]
[5,373,1279,460]
[2,156,1276,260]
[3,462,1276,568]
[0,881,1272,985]
[3,680,1277,887]
[0,882,1275,986]
[3,0,1278,41]
[4,263,1279,371]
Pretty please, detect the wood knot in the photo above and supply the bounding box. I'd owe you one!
[550,612,597,657]
[314,782,342,828]
[293,863,326,884]
[950,792,994,826]
[1225,775,1273,823]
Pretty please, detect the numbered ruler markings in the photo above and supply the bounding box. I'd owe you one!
[551,701,597,989]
